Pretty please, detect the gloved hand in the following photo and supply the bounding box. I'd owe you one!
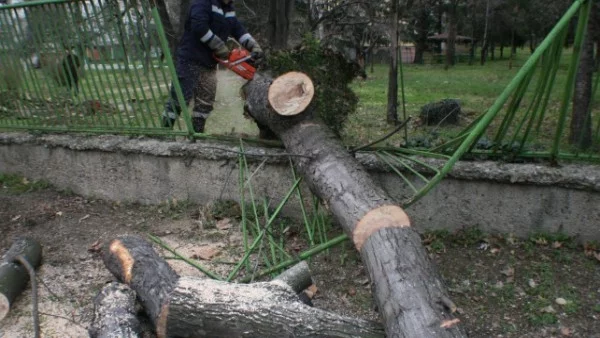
[251,44,265,66]
[214,44,230,61]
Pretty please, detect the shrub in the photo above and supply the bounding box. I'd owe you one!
[267,35,361,136]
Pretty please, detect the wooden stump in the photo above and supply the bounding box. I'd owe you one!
[0,237,42,321]
[103,235,384,338]
[242,72,465,337]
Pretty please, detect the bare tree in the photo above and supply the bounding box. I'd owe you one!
[445,0,460,69]
[570,1,599,149]
[387,0,400,124]
[480,0,491,65]
[268,0,294,50]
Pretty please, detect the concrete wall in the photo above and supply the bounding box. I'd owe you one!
[1,132,599,241]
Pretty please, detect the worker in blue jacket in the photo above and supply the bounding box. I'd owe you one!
[162,0,263,133]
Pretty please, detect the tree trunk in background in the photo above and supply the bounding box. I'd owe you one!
[387,0,400,124]
[413,7,430,64]
[177,0,192,38]
[268,0,293,50]
[445,3,458,69]
[154,0,178,61]
[480,0,490,65]
[570,2,598,149]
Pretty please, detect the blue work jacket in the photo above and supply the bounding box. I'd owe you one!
[177,0,248,68]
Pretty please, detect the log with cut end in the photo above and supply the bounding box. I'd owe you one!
[103,235,384,338]
[89,282,141,338]
[243,72,466,337]
[0,237,42,321]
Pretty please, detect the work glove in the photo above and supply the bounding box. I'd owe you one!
[208,36,230,60]
[251,44,265,66]
[214,44,230,60]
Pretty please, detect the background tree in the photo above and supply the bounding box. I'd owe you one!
[570,0,599,149]
[268,0,294,50]
[387,0,401,124]
[409,0,437,64]
[387,0,413,124]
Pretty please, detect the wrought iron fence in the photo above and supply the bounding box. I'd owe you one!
[0,0,191,135]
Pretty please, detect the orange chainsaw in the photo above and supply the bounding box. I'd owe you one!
[216,48,257,80]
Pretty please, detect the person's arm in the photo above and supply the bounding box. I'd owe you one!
[225,4,262,56]
[190,0,229,58]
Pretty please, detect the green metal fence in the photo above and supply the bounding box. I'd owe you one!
[0,0,192,135]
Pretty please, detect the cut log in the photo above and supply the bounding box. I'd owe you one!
[0,237,42,321]
[103,235,385,338]
[89,282,141,338]
[243,72,466,337]
[273,260,312,293]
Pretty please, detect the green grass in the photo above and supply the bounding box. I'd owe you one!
[345,49,600,155]
[0,173,51,193]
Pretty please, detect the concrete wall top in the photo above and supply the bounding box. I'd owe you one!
[1,132,599,193]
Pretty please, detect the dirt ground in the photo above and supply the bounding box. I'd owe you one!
[1,181,599,338]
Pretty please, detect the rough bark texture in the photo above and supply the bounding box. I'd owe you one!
[387,0,400,124]
[445,3,458,69]
[273,260,312,294]
[154,0,178,61]
[163,277,384,338]
[268,0,293,50]
[103,236,384,338]
[103,236,179,324]
[89,282,142,338]
[243,74,465,337]
[0,237,42,321]
[570,2,599,149]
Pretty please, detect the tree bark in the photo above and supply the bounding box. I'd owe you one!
[387,0,400,124]
[243,72,465,338]
[102,235,385,338]
[570,1,598,149]
[0,237,42,321]
[268,0,293,51]
[154,0,179,62]
[445,2,458,69]
[89,282,142,338]
[480,0,490,65]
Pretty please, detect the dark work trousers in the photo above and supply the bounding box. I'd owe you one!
[163,59,217,122]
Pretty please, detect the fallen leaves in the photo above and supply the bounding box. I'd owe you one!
[440,318,461,329]
[541,305,556,314]
[583,242,600,263]
[191,245,222,261]
[215,218,233,231]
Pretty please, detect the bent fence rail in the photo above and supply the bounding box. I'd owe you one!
[0,0,192,135]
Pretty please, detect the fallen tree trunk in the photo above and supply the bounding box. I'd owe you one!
[242,72,465,337]
[89,282,141,338]
[0,237,42,321]
[103,235,385,338]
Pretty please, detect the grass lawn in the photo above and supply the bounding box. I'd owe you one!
[344,49,599,154]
